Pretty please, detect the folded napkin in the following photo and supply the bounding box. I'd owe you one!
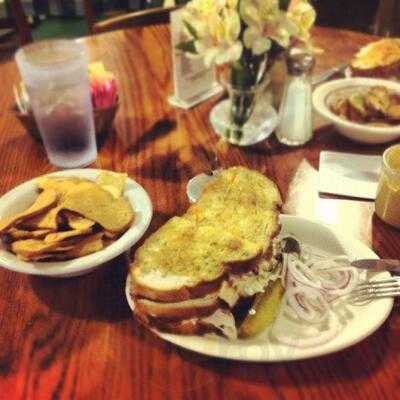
[318,151,382,200]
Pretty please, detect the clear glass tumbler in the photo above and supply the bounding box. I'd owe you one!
[375,144,400,229]
[16,39,97,168]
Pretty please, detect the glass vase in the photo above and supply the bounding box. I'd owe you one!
[209,59,278,146]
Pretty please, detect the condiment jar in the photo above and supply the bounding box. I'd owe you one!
[375,144,400,228]
[275,48,315,146]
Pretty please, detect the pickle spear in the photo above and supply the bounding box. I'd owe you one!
[239,280,284,338]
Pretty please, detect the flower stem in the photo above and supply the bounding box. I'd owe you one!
[225,56,265,142]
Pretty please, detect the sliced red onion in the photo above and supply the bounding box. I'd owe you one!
[285,287,330,325]
[284,251,360,298]
[274,237,362,348]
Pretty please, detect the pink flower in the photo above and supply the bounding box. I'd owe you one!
[90,77,118,109]
[88,62,118,109]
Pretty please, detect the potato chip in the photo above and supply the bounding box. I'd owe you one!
[18,252,71,262]
[103,238,116,248]
[22,205,62,230]
[44,228,93,244]
[0,189,57,233]
[1,171,134,262]
[61,184,134,233]
[96,171,127,198]
[64,232,104,258]
[8,227,53,240]
[11,238,71,258]
[36,177,88,201]
[103,230,120,239]
[62,210,95,231]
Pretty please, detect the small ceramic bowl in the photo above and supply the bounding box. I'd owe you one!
[0,169,152,278]
[312,78,400,144]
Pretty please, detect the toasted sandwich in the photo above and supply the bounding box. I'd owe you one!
[350,39,400,79]
[128,167,283,339]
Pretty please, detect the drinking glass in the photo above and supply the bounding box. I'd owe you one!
[16,39,97,168]
[375,144,400,228]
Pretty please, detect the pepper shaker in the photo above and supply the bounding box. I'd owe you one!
[275,47,315,146]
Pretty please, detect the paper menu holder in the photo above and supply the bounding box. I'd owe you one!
[168,9,223,110]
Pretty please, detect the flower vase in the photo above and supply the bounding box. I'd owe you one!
[209,61,278,146]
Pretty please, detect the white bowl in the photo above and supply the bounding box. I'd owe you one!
[0,169,153,278]
[312,78,400,144]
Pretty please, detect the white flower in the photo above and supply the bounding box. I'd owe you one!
[240,0,280,28]
[179,0,316,65]
[163,0,176,6]
[181,0,242,66]
[240,0,315,55]
[287,0,316,43]
[240,0,297,55]
[243,26,272,55]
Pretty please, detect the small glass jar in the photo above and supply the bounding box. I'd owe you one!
[375,144,400,228]
[275,48,315,146]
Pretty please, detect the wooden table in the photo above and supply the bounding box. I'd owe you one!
[0,24,399,400]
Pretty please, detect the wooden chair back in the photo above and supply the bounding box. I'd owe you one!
[82,2,181,34]
[0,0,32,47]
[373,0,400,36]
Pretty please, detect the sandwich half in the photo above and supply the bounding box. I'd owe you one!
[350,39,400,79]
[128,167,283,339]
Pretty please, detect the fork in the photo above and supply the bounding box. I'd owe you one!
[348,277,400,303]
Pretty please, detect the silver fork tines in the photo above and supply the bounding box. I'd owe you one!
[349,277,400,302]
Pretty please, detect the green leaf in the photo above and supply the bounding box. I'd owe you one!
[175,41,197,54]
[279,0,291,11]
[231,62,255,90]
[269,40,285,57]
[182,20,198,39]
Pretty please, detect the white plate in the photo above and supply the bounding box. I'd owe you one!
[0,169,153,278]
[126,214,393,362]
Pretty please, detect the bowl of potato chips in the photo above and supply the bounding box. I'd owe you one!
[0,169,152,277]
[313,77,400,144]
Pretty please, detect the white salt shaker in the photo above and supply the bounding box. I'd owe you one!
[275,48,315,146]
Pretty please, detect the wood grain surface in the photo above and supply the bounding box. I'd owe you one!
[0,25,399,400]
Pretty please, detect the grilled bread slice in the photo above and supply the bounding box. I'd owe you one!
[137,279,284,339]
[130,167,282,303]
[350,39,400,79]
[131,216,262,301]
[187,166,282,255]
[135,291,221,321]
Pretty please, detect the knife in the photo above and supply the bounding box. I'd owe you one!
[351,259,400,274]
[311,63,348,85]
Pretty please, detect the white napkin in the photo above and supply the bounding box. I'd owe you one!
[318,151,382,200]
